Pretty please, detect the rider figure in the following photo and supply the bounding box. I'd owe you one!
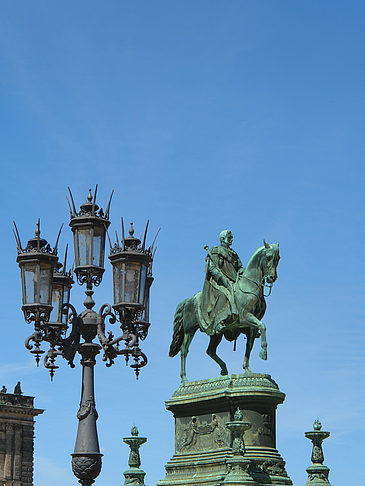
[200,230,243,334]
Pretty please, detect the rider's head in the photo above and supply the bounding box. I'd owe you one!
[219,230,233,247]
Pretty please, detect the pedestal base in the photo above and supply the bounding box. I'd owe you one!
[158,373,292,486]
[305,464,331,485]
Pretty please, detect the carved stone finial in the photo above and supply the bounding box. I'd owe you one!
[224,413,252,484]
[305,419,331,485]
[234,407,243,421]
[313,418,322,431]
[123,425,147,486]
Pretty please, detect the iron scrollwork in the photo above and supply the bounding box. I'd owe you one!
[25,297,150,379]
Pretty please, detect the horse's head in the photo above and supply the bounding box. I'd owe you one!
[261,241,280,284]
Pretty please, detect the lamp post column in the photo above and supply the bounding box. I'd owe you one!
[71,342,102,486]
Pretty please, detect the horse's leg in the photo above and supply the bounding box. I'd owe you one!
[206,334,228,376]
[243,329,256,372]
[180,331,196,384]
[244,312,267,361]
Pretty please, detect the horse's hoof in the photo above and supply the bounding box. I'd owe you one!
[259,349,267,360]
[220,369,228,376]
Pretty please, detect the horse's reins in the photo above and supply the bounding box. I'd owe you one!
[240,275,273,298]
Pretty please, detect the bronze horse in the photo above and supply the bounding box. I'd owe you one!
[169,242,280,383]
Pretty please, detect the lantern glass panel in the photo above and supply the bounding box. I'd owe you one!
[113,262,123,304]
[77,228,92,266]
[39,265,53,304]
[139,264,147,305]
[124,262,141,304]
[62,287,70,324]
[50,284,62,323]
[23,263,36,305]
[92,225,104,267]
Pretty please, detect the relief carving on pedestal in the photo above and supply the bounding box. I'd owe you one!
[176,414,226,452]
[258,413,273,440]
[250,459,288,477]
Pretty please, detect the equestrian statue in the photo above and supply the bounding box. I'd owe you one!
[169,230,280,383]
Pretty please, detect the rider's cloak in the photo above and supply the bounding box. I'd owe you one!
[198,245,243,335]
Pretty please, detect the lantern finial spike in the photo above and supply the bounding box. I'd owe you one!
[35,219,41,251]
[35,219,40,238]
[105,190,114,219]
[87,188,92,203]
[13,229,20,251]
[62,244,68,274]
[150,228,161,252]
[142,220,149,251]
[67,187,77,216]
[54,224,63,255]
[121,217,125,250]
[92,184,98,205]
[66,196,73,217]
[106,231,113,250]
[13,221,22,251]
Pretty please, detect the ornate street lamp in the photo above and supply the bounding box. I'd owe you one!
[14,187,157,486]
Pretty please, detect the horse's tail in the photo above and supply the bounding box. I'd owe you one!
[169,300,186,357]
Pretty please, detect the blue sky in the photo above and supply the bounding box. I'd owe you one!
[1,2,364,485]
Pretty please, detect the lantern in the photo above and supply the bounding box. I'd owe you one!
[109,223,153,321]
[68,187,112,287]
[15,221,59,325]
[49,246,74,326]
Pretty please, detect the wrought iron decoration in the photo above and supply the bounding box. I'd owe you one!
[14,186,157,486]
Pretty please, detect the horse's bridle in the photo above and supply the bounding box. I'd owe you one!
[240,275,273,298]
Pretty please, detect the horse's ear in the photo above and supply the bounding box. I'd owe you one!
[263,240,270,249]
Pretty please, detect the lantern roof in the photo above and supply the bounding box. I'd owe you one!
[13,220,60,257]
[67,186,113,225]
[109,219,159,260]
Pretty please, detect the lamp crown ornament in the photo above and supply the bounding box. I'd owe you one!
[14,187,157,486]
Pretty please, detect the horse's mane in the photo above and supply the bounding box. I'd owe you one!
[245,245,266,269]
[244,243,279,269]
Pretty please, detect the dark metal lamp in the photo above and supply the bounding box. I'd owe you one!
[68,187,112,289]
[14,187,157,486]
[14,219,59,327]
[49,246,74,327]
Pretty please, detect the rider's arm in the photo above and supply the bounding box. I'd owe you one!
[207,255,228,287]
[237,256,244,276]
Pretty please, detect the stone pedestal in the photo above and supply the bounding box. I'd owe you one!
[0,391,44,486]
[304,420,331,486]
[158,374,292,486]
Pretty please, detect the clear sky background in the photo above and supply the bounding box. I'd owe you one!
[1,2,364,485]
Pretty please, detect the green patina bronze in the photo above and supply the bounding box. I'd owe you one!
[169,230,280,382]
[122,425,147,486]
[304,420,331,486]
[158,374,292,486]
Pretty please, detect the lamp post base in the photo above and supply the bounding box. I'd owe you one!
[71,452,102,486]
